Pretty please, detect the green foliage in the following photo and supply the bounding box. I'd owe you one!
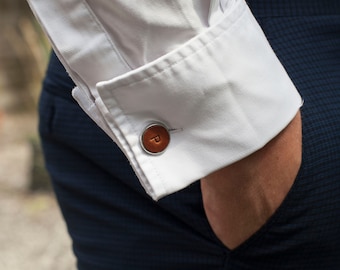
[0,0,50,112]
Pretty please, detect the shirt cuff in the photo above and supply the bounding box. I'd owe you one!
[92,0,302,200]
[29,0,302,200]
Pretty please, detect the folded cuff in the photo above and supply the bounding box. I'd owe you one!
[95,0,302,200]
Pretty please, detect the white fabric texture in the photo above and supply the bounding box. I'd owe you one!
[28,0,302,200]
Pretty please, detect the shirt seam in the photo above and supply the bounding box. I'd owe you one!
[105,2,247,89]
[82,0,133,71]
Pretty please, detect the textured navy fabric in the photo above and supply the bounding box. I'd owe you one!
[39,1,340,269]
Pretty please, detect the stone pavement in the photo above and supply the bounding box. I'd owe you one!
[0,112,76,270]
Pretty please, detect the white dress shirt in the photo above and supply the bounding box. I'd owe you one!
[28,0,302,200]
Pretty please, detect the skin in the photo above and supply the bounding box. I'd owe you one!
[201,111,302,250]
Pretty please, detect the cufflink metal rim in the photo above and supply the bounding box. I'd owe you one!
[140,122,170,155]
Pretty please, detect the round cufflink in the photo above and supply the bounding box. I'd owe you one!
[140,123,170,155]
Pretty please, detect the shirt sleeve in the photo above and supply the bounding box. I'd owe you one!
[28,0,302,200]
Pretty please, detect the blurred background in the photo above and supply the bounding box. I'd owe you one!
[0,0,76,269]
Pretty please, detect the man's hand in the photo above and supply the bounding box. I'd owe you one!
[201,111,302,249]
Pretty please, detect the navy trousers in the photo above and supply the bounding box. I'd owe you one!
[39,1,340,269]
